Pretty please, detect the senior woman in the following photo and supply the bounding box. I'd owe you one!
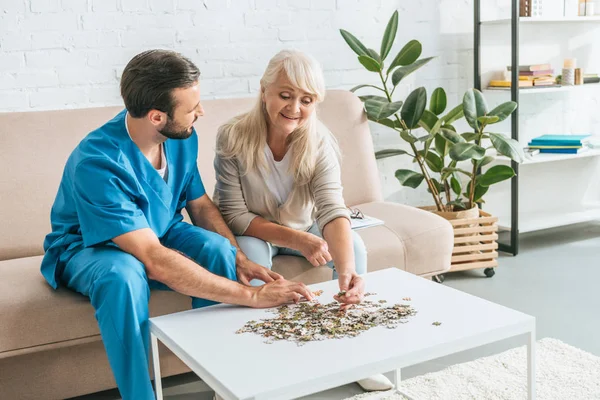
[213,49,393,392]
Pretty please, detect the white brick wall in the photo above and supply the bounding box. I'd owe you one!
[0,0,476,205]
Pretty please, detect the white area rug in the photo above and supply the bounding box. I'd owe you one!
[345,338,600,400]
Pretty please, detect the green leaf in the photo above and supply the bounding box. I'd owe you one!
[380,10,398,61]
[364,98,403,120]
[373,118,398,129]
[442,103,464,125]
[427,177,443,194]
[350,84,385,93]
[358,95,389,103]
[488,101,517,122]
[401,87,427,129]
[358,55,381,72]
[367,48,381,64]
[478,164,515,186]
[489,132,524,163]
[450,176,461,195]
[461,132,479,142]
[449,143,486,161]
[477,115,500,125]
[418,109,439,133]
[340,29,369,57]
[442,166,473,178]
[448,199,467,210]
[391,57,434,86]
[467,182,489,203]
[388,39,422,72]
[435,133,449,157]
[420,150,443,172]
[395,169,425,188]
[462,89,488,130]
[439,128,465,144]
[476,155,495,168]
[400,130,417,144]
[430,88,447,115]
[375,149,409,159]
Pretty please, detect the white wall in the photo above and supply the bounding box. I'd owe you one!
[0,0,475,206]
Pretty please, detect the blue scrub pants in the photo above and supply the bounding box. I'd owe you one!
[236,222,367,286]
[60,222,237,400]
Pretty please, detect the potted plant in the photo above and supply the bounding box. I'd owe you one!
[340,11,524,278]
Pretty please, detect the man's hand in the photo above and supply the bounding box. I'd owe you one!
[297,232,333,267]
[250,279,314,308]
[235,252,282,286]
[334,272,364,305]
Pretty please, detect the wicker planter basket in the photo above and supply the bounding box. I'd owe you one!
[421,206,499,278]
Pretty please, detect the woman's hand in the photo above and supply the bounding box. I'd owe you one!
[297,231,333,267]
[334,272,364,305]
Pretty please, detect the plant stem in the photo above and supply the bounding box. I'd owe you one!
[378,70,445,211]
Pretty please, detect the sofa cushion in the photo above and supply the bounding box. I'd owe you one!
[0,256,191,354]
[354,202,453,276]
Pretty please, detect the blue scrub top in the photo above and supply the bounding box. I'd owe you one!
[41,110,206,289]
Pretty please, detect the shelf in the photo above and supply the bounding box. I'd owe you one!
[484,83,600,95]
[482,16,600,25]
[497,204,600,233]
[495,148,600,165]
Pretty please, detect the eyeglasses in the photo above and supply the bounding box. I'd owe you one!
[348,207,364,219]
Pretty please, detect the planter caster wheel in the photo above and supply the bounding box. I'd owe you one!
[432,274,445,283]
[484,268,495,278]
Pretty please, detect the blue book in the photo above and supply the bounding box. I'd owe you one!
[539,147,588,154]
[529,134,591,147]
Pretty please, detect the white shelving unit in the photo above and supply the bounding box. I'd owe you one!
[495,148,600,165]
[496,203,600,233]
[482,16,600,24]
[476,6,600,252]
[485,83,600,95]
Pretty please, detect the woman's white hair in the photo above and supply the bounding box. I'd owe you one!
[216,49,339,185]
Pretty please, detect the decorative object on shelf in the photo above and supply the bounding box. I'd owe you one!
[520,0,532,16]
[340,10,523,277]
[575,67,583,84]
[564,0,580,16]
[562,58,576,85]
[578,0,595,15]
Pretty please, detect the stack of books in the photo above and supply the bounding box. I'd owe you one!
[488,64,558,89]
[527,134,591,154]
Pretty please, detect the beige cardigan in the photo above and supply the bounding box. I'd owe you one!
[213,123,351,235]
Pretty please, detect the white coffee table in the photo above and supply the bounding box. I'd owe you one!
[150,268,536,400]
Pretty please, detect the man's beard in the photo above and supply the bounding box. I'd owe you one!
[159,116,196,139]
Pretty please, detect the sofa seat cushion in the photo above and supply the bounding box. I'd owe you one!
[0,256,191,354]
[354,202,453,276]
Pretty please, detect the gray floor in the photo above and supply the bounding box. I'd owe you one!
[71,221,600,400]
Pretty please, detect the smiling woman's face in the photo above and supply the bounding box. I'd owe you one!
[262,73,316,136]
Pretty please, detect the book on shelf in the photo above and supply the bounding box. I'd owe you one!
[539,147,589,154]
[518,69,554,76]
[529,134,591,146]
[350,215,384,231]
[584,77,600,84]
[489,79,533,88]
[527,145,583,149]
[507,64,552,72]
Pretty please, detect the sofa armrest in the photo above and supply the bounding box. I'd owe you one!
[354,201,453,277]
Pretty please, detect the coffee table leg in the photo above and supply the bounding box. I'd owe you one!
[151,333,163,400]
[528,329,536,400]
[391,369,401,387]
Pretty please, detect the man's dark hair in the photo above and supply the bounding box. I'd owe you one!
[120,50,200,118]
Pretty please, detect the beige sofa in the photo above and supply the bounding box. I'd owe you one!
[0,90,453,399]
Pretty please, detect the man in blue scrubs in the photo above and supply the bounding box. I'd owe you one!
[41,50,313,400]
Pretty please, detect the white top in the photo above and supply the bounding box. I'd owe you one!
[149,268,535,400]
[125,112,168,180]
[262,144,294,206]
